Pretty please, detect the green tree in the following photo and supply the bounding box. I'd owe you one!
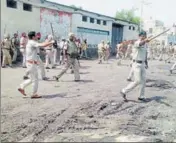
[115,9,141,25]
[70,5,83,9]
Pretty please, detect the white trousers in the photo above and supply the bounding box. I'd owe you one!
[20,48,26,67]
[128,67,134,80]
[53,48,57,65]
[45,50,54,67]
[25,55,46,78]
[20,63,38,95]
[123,62,146,98]
[171,61,176,71]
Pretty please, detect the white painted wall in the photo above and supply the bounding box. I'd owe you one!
[1,0,138,44]
[71,13,112,45]
[123,25,138,40]
[1,0,40,39]
[40,8,72,40]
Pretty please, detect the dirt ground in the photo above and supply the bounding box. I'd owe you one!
[1,59,176,142]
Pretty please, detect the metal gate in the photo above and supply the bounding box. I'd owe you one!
[111,23,123,54]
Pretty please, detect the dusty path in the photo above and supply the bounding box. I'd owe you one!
[1,59,176,142]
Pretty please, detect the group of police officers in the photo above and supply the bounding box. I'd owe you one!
[1,30,176,101]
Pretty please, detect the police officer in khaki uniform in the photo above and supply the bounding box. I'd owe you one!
[18,31,54,98]
[53,33,80,82]
[1,33,13,68]
[98,40,105,64]
[11,33,19,63]
[120,31,149,102]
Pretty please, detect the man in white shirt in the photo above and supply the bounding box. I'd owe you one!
[18,31,54,98]
[45,35,55,69]
[20,32,28,68]
[121,31,150,102]
[23,32,47,80]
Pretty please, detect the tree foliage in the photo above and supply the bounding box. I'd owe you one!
[115,9,141,25]
[70,5,83,9]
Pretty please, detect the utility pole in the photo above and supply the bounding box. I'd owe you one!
[139,0,151,32]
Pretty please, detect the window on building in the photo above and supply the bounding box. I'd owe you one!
[82,16,87,22]
[133,27,135,30]
[129,26,131,30]
[90,18,94,23]
[97,19,101,25]
[23,3,32,12]
[6,0,17,9]
[103,21,107,25]
[149,28,153,34]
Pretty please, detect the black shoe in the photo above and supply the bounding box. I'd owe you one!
[23,76,29,80]
[138,98,147,102]
[74,80,80,82]
[2,66,5,68]
[42,77,48,80]
[52,66,56,69]
[23,66,27,68]
[120,90,128,102]
[53,76,59,81]
[127,78,132,82]
[46,67,50,69]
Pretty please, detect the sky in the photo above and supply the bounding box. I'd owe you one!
[48,0,176,27]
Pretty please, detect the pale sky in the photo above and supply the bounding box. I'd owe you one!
[48,0,176,26]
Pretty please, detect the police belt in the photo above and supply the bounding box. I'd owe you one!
[133,60,144,64]
[46,49,52,50]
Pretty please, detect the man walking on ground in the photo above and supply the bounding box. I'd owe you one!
[18,31,54,98]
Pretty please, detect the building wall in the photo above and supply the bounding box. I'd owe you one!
[40,8,72,40]
[123,24,138,40]
[71,13,112,45]
[1,0,40,39]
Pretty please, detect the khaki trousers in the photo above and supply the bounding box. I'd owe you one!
[57,56,80,80]
[98,51,103,63]
[2,49,12,66]
[12,49,18,62]
[123,62,146,98]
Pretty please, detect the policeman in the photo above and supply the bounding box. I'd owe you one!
[98,40,105,64]
[11,33,19,63]
[53,33,80,82]
[105,41,111,63]
[1,33,13,68]
[120,31,149,102]
[81,39,88,58]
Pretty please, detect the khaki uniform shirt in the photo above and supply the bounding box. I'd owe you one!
[98,43,104,53]
[2,39,12,50]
